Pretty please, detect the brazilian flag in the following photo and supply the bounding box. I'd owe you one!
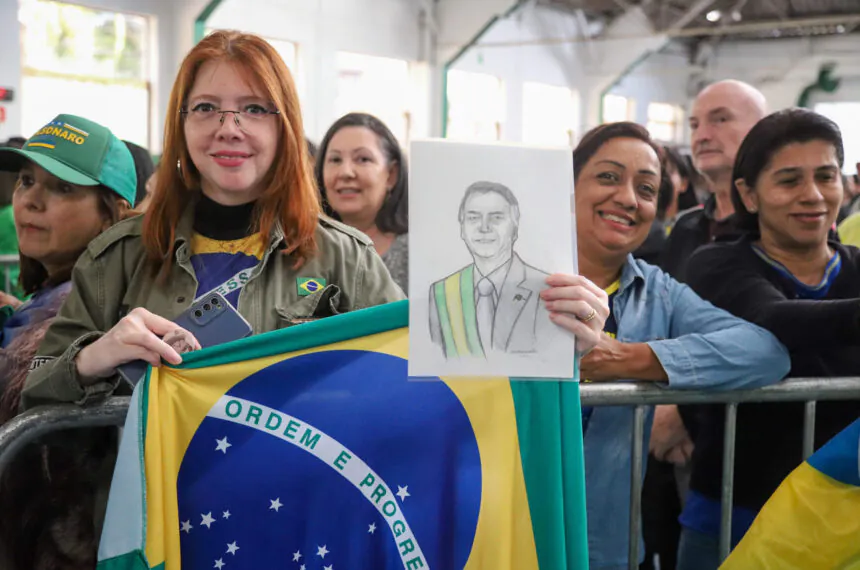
[722,418,860,569]
[96,300,588,569]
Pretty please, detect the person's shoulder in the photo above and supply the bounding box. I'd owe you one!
[391,232,409,251]
[520,256,549,280]
[833,239,860,267]
[86,213,145,260]
[685,238,754,286]
[690,237,749,263]
[672,204,706,228]
[316,215,373,249]
[837,211,860,246]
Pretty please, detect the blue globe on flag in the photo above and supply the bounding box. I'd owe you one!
[176,351,482,569]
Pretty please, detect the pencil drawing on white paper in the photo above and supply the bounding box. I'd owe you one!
[428,181,553,359]
[408,139,576,379]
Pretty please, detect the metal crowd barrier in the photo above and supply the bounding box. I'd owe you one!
[580,377,860,568]
[0,377,858,569]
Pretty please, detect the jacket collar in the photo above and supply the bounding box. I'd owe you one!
[173,192,286,254]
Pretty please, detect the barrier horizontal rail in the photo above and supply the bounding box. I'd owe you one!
[580,376,860,406]
[0,377,857,569]
[0,397,129,478]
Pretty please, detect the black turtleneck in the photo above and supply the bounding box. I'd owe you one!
[193,193,256,241]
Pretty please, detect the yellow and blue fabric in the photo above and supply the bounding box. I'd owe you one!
[96,300,589,569]
[189,232,265,307]
[580,280,619,435]
[433,265,484,358]
[838,211,860,248]
[721,417,860,569]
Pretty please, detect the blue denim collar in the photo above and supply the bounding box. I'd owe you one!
[619,254,646,295]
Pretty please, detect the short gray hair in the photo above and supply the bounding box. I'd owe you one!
[457,181,520,224]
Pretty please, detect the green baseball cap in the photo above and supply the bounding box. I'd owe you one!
[0,114,137,205]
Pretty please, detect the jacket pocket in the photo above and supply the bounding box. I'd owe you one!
[274,284,342,327]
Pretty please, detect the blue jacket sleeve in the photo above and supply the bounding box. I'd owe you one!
[645,276,791,390]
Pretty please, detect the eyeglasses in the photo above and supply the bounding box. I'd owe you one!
[180,103,280,132]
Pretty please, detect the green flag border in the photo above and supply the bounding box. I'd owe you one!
[173,299,409,370]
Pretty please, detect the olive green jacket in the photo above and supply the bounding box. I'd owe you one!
[22,202,405,410]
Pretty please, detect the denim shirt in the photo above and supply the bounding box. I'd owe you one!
[583,256,790,569]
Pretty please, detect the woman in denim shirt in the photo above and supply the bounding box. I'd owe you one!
[558,123,791,569]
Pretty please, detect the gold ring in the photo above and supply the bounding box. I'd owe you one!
[580,308,597,323]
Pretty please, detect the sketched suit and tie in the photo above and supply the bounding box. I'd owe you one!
[429,181,553,359]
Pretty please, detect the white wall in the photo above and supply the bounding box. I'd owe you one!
[447,3,674,141]
[449,5,590,142]
[0,0,23,143]
[608,49,691,127]
[602,33,860,145]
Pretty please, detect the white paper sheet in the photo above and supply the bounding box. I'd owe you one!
[408,139,577,379]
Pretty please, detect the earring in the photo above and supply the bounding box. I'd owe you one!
[749,206,758,213]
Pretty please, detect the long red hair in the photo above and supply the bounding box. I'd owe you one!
[143,31,319,277]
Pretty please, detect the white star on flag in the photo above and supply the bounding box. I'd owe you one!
[226,541,239,555]
[368,523,376,534]
[292,550,302,562]
[180,520,193,533]
[215,437,232,454]
[213,559,225,569]
[222,511,231,520]
[201,512,216,529]
[324,566,333,570]
[300,566,306,570]
[269,498,282,512]
[396,485,411,501]
[317,545,330,559]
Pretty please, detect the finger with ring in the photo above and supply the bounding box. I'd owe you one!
[579,308,598,323]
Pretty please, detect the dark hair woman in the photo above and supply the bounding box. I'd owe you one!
[0,113,136,570]
[569,121,789,569]
[681,108,860,570]
[316,112,409,290]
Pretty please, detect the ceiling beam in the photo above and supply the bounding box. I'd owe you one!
[452,12,860,48]
[666,0,717,31]
[762,0,789,22]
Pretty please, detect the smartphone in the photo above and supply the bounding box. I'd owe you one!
[117,293,253,386]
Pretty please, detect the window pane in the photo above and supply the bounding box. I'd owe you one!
[20,0,149,80]
[204,29,298,75]
[648,102,676,123]
[19,0,151,146]
[21,74,149,146]
[523,82,579,146]
[814,102,860,174]
[647,122,676,144]
[335,52,410,145]
[446,69,505,141]
[602,94,631,123]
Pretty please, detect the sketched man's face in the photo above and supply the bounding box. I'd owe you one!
[460,191,517,260]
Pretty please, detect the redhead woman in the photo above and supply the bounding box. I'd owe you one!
[567,122,789,570]
[22,33,408,407]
